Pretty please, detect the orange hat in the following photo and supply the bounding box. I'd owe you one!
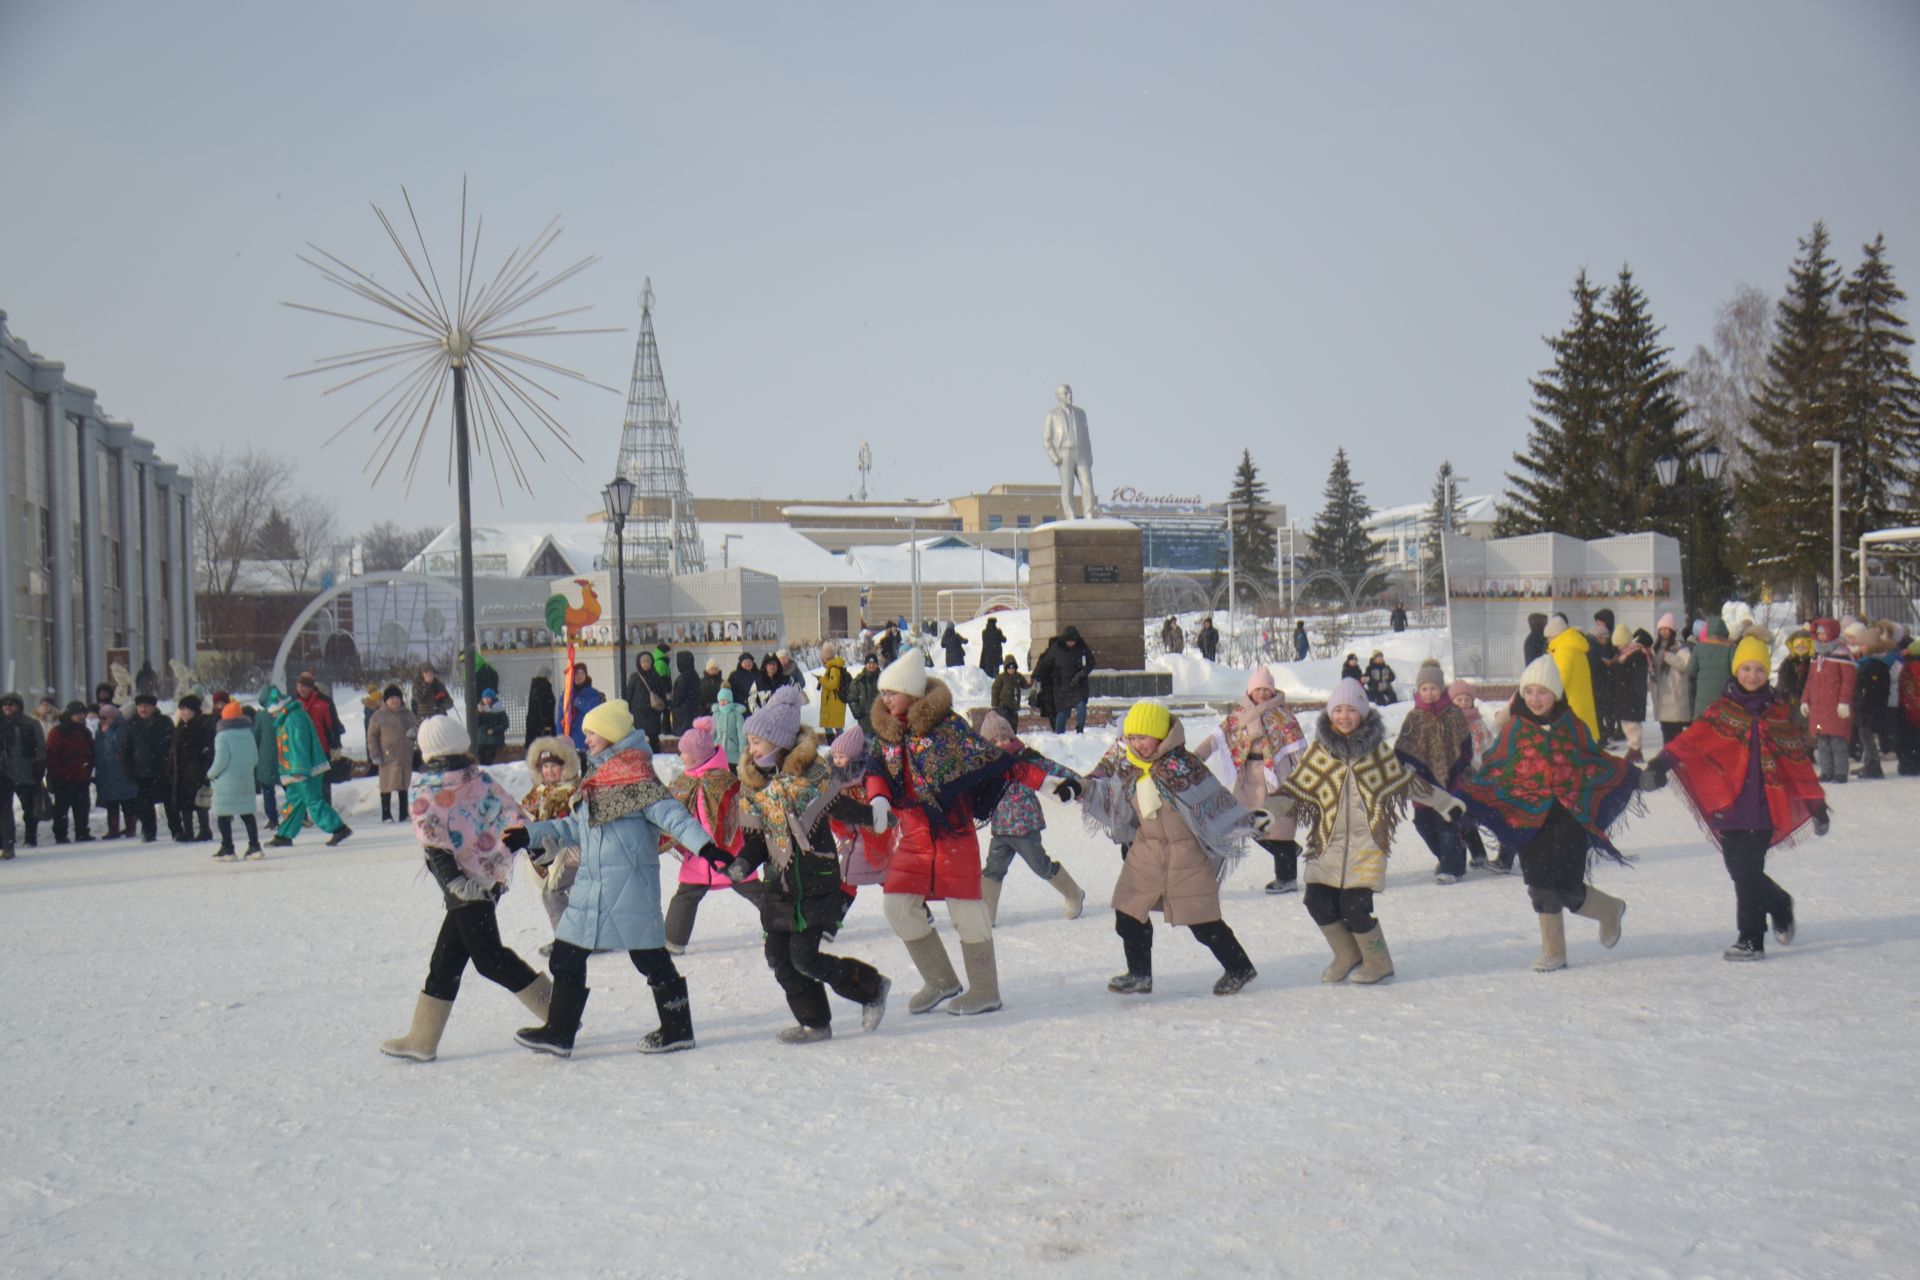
[221,702,246,721]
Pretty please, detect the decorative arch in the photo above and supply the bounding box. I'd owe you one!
[270,572,452,693]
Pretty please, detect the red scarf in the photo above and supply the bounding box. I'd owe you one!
[1664,695,1823,849]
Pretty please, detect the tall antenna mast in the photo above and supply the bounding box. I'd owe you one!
[856,441,873,501]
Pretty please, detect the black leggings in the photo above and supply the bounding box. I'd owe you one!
[216,815,261,848]
[548,938,678,989]
[1302,884,1377,934]
[1722,828,1791,948]
[1113,910,1252,976]
[1257,838,1299,883]
[422,902,540,1002]
[764,927,884,1028]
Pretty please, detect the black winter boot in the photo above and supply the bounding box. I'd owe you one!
[1109,911,1154,994]
[1193,920,1257,995]
[380,792,393,823]
[516,983,590,1057]
[638,976,695,1054]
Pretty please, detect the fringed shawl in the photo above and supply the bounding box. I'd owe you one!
[1457,699,1637,862]
[1280,712,1416,858]
[578,743,671,828]
[1663,692,1823,851]
[737,732,837,871]
[667,752,743,854]
[1221,696,1306,771]
[1083,721,1254,881]
[868,678,1020,833]
[1395,697,1472,789]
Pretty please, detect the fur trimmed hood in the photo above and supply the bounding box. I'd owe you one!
[525,734,582,784]
[1314,707,1386,761]
[870,677,953,743]
[738,727,821,790]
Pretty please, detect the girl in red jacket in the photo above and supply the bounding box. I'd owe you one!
[1800,618,1856,784]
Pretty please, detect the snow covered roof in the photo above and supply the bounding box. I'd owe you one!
[696,522,867,582]
[844,540,1026,585]
[1364,495,1498,529]
[405,522,605,579]
[781,502,956,521]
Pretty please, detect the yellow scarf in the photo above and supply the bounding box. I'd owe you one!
[1125,745,1162,818]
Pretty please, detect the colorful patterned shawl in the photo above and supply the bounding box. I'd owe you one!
[1457,699,1637,861]
[869,679,1020,833]
[1083,723,1254,878]
[738,735,838,871]
[1663,692,1822,850]
[578,744,671,828]
[1395,697,1472,789]
[1221,696,1306,771]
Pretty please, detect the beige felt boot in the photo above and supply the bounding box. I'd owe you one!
[380,994,454,1062]
[1350,925,1395,984]
[1575,888,1626,949]
[903,933,962,1013]
[947,939,1003,1015]
[1533,912,1568,972]
[514,973,553,1019]
[981,877,1004,926]
[1320,922,1363,983]
[1051,866,1086,919]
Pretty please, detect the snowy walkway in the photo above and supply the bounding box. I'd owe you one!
[2,779,1916,1277]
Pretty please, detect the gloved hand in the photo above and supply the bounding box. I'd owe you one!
[869,796,892,833]
[725,858,753,884]
[697,842,733,870]
[1837,703,1850,719]
[503,827,531,852]
[1053,778,1082,803]
[1250,810,1273,836]
[1637,764,1667,792]
[1813,808,1831,837]
[1800,704,1810,719]
[448,874,493,902]
[1437,796,1465,822]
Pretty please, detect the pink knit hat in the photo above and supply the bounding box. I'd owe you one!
[1246,665,1275,696]
[1325,678,1369,715]
[978,711,1014,743]
[1656,612,1677,633]
[677,716,718,766]
[1445,679,1475,703]
[830,722,866,763]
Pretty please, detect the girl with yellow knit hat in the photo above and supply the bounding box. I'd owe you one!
[1081,700,1262,996]
[1640,632,1830,961]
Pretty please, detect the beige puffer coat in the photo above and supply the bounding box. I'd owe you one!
[366,704,419,793]
[1110,721,1225,926]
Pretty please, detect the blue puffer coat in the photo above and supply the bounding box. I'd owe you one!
[526,729,708,952]
[93,720,138,804]
[207,719,260,818]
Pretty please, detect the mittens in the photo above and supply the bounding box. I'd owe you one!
[869,796,892,833]
[503,827,531,852]
[1636,764,1668,792]
[1053,778,1082,802]
[448,874,493,901]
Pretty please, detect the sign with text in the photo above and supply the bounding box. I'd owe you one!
[1083,564,1121,584]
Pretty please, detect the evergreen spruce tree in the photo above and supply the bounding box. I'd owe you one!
[1497,271,1610,537]
[1597,266,1696,537]
[1738,222,1849,609]
[1837,234,1920,542]
[1227,449,1277,577]
[1421,461,1468,603]
[1306,447,1376,598]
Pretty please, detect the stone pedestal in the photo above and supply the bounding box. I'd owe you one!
[1027,521,1145,671]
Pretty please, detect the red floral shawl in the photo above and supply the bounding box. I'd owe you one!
[1664,694,1824,850]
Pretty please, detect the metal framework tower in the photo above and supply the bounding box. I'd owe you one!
[609,279,706,575]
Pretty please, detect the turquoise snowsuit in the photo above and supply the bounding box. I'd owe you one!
[264,687,345,840]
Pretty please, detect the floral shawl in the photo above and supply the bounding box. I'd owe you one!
[868,678,1020,833]
[668,750,744,854]
[411,764,525,886]
[1395,696,1472,789]
[1221,696,1306,772]
[737,731,836,871]
[577,739,671,827]
[1457,699,1637,861]
[1662,691,1822,850]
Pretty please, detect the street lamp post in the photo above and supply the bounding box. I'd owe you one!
[1813,440,1843,614]
[1655,444,1726,623]
[604,475,636,693]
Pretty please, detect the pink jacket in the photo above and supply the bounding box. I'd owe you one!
[1803,649,1857,739]
[674,750,753,886]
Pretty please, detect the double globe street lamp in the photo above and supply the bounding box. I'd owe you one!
[603,475,637,689]
[1655,444,1726,625]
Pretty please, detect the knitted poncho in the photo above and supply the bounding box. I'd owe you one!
[1279,712,1417,858]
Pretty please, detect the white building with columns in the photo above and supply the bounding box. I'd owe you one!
[0,311,195,699]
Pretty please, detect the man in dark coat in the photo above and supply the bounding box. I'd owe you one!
[0,692,47,855]
[669,649,703,734]
[941,623,966,667]
[626,651,673,743]
[410,665,454,720]
[1196,617,1220,661]
[523,668,557,749]
[168,695,216,843]
[978,617,1006,674]
[120,692,174,843]
[727,652,759,707]
[1522,613,1549,665]
[1039,626,1097,734]
[1293,621,1310,662]
[1390,602,1408,632]
[845,653,882,733]
[45,702,96,844]
[878,623,901,665]
[1589,610,1619,743]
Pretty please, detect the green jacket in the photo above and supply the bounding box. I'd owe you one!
[271,702,330,782]
[250,708,280,787]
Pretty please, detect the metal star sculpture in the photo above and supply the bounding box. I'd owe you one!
[286,178,618,499]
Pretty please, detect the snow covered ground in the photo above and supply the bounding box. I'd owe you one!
[3,765,1918,1277]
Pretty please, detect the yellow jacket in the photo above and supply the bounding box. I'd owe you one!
[816,656,848,730]
[1549,627,1598,736]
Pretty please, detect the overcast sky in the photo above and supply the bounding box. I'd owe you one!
[3,1,1916,539]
